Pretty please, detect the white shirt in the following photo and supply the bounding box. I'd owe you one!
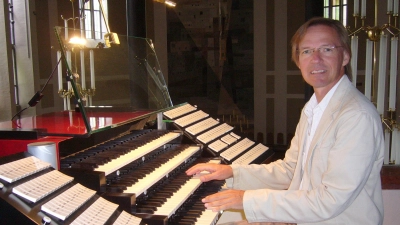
[300,75,345,188]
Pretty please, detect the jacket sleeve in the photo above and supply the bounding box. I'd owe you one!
[226,115,304,190]
[242,109,384,223]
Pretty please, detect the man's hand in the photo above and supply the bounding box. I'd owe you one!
[202,189,245,212]
[185,163,233,182]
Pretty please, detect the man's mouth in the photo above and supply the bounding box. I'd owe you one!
[311,69,326,74]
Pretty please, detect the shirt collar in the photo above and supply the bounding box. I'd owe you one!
[304,75,346,118]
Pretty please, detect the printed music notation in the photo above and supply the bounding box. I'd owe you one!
[0,156,51,183]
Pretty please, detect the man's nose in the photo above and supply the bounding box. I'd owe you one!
[310,50,322,61]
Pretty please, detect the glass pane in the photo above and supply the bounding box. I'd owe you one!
[94,11,101,39]
[101,19,107,39]
[343,5,347,26]
[93,0,100,10]
[84,1,90,10]
[332,6,340,20]
[343,0,347,4]
[51,26,173,136]
[324,8,330,18]
[84,10,92,39]
[332,0,340,6]
[324,0,330,7]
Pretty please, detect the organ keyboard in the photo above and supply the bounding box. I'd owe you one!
[0,103,274,225]
[0,155,145,225]
[0,24,277,224]
[123,145,201,197]
[94,131,182,176]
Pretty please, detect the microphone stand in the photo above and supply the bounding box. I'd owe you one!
[11,57,63,123]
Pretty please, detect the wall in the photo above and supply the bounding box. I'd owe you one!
[254,0,306,145]
[383,189,400,225]
[0,1,15,122]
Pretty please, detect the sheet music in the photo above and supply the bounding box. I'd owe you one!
[163,104,197,119]
[220,138,255,161]
[209,140,228,152]
[232,143,269,165]
[0,156,51,183]
[70,197,118,225]
[112,211,142,225]
[41,183,96,220]
[12,170,73,203]
[174,110,209,127]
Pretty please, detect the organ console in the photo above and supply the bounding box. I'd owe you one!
[0,103,273,225]
[0,27,275,225]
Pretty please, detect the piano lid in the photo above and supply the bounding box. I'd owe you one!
[0,27,177,138]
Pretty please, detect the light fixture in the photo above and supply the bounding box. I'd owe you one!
[154,0,177,7]
[165,0,176,7]
[68,36,86,46]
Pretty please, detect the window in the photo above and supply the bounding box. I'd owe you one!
[324,0,348,26]
[80,0,108,40]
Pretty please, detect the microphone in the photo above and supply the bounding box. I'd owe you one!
[11,57,63,122]
[28,91,44,107]
[26,56,62,107]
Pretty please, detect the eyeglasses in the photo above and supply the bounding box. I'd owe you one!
[298,45,343,58]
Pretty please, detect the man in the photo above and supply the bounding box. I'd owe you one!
[186,17,384,225]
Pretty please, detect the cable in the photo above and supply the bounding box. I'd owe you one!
[11,57,63,122]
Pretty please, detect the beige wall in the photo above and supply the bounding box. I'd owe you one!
[0,1,14,122]
[254,0,305,145]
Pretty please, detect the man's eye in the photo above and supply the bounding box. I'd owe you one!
[302,49,312,55]
[322,47,333,52]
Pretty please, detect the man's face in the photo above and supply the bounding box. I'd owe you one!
[297,25,350,93]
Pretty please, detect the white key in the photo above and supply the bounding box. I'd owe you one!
[194,209,221,225]
[124,146,200,196]
[95,132,181,175]
[153,178,202,217]
[153,159,220,218]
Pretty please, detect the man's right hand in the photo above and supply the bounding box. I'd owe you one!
[185,163,233,182]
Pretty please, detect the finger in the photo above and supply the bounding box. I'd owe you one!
[203,190,244,210]
[185,163,210,175]
[198,173,217,182]
[202,191,228,202]
[204,198,233,211]
[185,165,203,175]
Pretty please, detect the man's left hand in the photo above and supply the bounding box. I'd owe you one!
[202,189,245,212]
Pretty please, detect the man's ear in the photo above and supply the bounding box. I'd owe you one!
[342,50,350,67]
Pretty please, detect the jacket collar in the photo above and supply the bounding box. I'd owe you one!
[289,76,353,190]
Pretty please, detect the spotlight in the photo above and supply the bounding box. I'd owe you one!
[154,0,177,7]
[165,0,176,7]
[69,36,86,46]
